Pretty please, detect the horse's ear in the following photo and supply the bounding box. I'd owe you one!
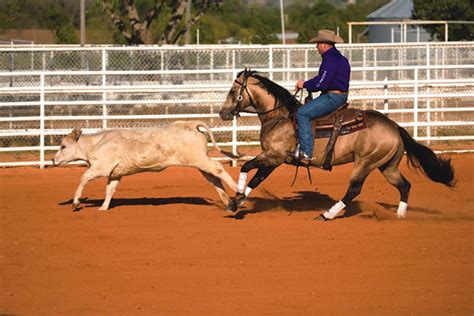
[68,127,82,142]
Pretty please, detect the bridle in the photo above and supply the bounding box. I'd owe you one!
[231,71,301,117]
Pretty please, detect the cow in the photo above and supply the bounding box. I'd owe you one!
[53,121,238,211]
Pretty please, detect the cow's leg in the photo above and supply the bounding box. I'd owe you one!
[194,159,238,192]
[199,170,231,207]
[229,155,278,212]
[73,168,102,211]
[99,177,122,211]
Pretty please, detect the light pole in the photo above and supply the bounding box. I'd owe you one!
[185,0,191,44]
[80,0,85,45]
[279,0,286,44]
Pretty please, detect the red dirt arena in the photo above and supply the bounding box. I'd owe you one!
[1,153,473,315]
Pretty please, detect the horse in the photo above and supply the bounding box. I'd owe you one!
[219,69,455,221]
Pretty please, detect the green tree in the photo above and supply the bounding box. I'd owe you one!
[42,1,79,44]
[413,0,473,41]
[97,0,223,45]
[5,0,25,25]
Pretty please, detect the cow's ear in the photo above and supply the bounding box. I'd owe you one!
[69,127,82,141]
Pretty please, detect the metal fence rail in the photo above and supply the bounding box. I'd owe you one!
[0,42,473,167]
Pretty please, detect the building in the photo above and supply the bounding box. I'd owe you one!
[367,0,433,43]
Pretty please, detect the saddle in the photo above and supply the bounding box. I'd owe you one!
[312,104,367,138]
[294,101,367,171]
[314,104,367,170]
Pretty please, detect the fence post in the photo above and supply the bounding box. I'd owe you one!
[286,49,290,82]
[383,76,388,111]
[231,117,238,167]
[102,48,107,129]
[414,67,418,140]
[231,50,238,167]
[40,73,45,169]
[304,48,308,79]
[348,23,352,44]
[269,46,273,80]
[363,46,366,81]
[426,44,431,144]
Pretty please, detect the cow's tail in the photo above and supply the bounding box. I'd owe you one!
[196,122,241,159]
[398,126,456,187]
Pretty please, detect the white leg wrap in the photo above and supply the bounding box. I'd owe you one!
[244,187,253,197]
[397,201,408,219]
[323,200,346,220]
[237,172,248,194]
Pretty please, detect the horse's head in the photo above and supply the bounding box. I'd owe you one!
[219,68,257,121]
[220,69,301,121]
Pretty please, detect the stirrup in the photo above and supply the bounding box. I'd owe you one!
[289,144,312,164]
[287,150,312,166]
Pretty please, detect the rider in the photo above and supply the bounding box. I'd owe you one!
[292,29,351,165]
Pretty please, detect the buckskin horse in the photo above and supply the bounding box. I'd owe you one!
[219,69,455,221]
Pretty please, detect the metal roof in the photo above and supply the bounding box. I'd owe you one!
[368,0,413,19]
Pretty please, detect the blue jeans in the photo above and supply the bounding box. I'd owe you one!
[296,93,348,156]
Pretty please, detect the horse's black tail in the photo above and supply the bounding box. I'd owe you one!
[398,126,456,187]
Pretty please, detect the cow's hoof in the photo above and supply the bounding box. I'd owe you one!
[314,214,328,222]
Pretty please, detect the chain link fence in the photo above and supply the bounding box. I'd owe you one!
[0,42,473,166]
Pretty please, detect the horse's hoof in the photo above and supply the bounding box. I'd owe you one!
[314,214,328,221]
[225,200,237,213]
[234,193,247,208]
[72,203,81,212]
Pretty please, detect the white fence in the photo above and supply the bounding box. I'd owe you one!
[0,42,473,167]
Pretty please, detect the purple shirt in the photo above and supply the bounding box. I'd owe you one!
[303,47,350,93]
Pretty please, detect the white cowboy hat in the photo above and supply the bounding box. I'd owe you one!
[309,29,344,44]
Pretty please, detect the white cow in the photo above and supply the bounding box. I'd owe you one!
[53,121,238,211]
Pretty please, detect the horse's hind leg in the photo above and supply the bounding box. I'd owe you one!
[316,162,372,221]
[379,163,411,219]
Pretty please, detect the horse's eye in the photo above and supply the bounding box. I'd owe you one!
[60,145,66,150]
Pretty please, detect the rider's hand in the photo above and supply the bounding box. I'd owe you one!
[295,79,305,91]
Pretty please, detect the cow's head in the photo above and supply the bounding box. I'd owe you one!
[53,127,83,166]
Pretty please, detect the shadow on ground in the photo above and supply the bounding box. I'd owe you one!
[59,196,215,210]
[226,189,441,220]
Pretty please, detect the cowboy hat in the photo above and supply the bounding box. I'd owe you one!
[309,29,344,44]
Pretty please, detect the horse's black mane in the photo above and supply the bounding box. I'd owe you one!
[239,70,302,113]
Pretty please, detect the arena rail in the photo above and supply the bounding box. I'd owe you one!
[0,64,472,167]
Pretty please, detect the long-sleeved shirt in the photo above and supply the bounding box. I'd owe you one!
[303,47,350,93]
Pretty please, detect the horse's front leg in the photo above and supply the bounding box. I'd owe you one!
[227,156,277,212]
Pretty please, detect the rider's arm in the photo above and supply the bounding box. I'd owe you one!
[303,55,337,92]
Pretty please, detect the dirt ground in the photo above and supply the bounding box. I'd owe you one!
[1,153,473,315]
